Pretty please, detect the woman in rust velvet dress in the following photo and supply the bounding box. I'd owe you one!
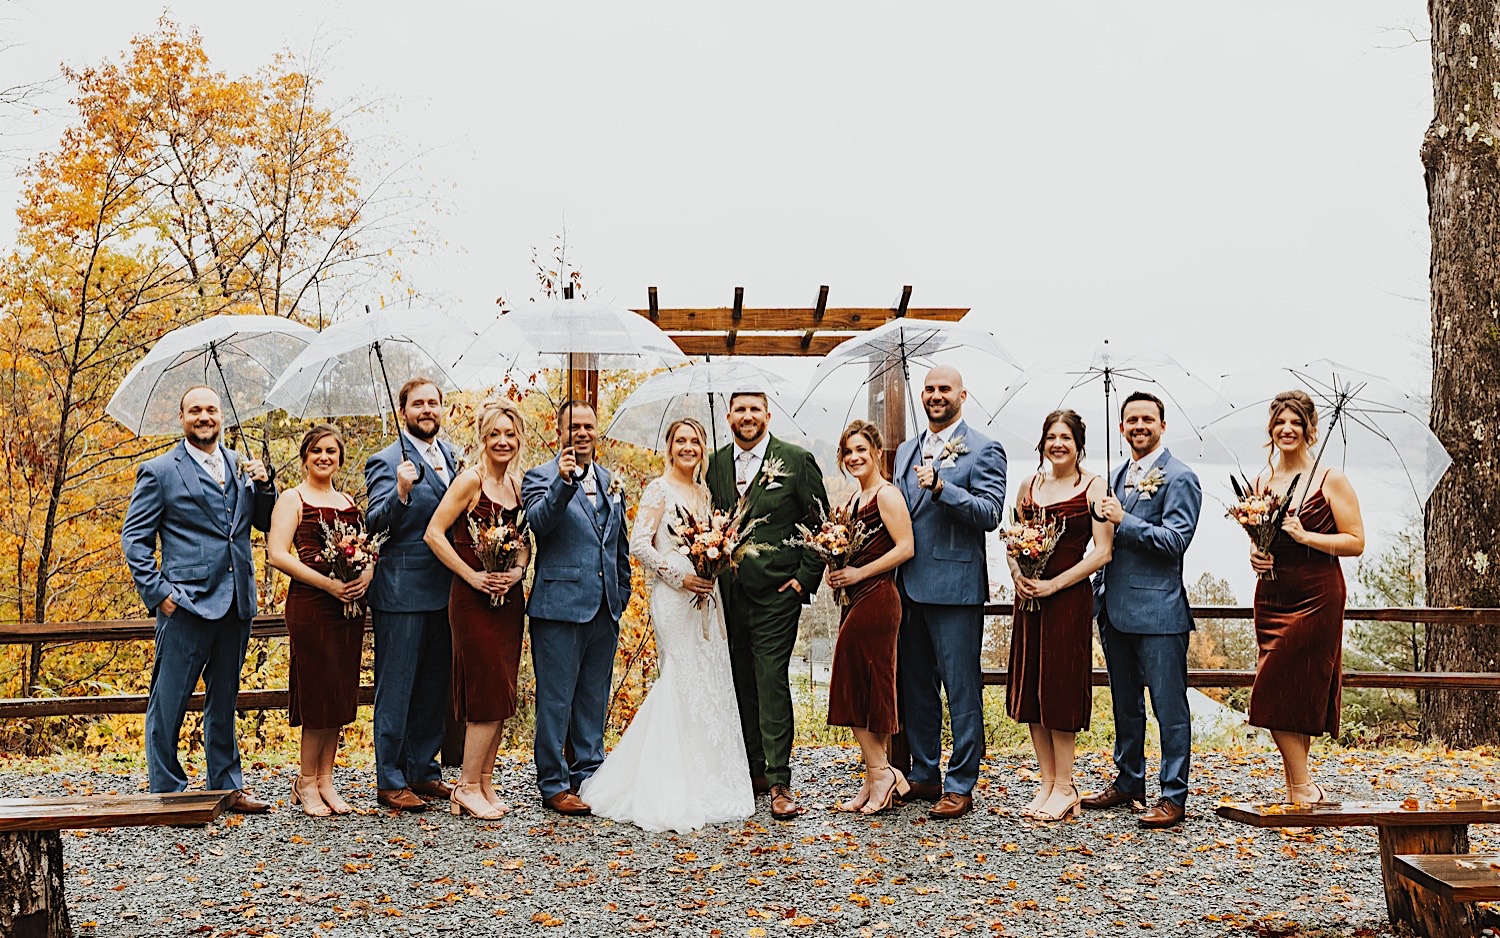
[268,425,372,817]
[1248,390,1364,805]
[1006,410,1113,822]
[425,400,531,820]
[825,420,915,815]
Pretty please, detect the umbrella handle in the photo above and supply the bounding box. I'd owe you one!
[373,341,426,485]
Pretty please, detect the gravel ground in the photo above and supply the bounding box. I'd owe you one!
[7,746,1500,937]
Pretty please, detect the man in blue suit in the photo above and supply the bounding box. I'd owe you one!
[1084,391,1202,829]
[365,377,458,812]
[522,400,632,816]
[895,365,1007,820]
[122,386,276,811]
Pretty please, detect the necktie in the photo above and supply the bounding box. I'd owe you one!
[580,466,597,506]
[1126,461,1143,490]
[205,451,225,488]
[736,451,754,495]
[428,443,447,478]
[922,433,941,464]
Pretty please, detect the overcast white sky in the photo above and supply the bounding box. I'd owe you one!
[0,1,1438,597]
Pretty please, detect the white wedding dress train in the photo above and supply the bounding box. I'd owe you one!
[578,477,754,833]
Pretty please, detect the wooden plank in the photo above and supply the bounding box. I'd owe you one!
[1216,800,1500,828]
[637,307,969,332]
[0,792,232,832]
[1381,829,1476,936]
[1395,854,1500,902]
[978,669,1500,691]
[0,684,376,719]
[669,334,855,357]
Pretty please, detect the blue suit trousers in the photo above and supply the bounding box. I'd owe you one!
[146,607,250,793]
[530,605,619,800]
[898,601,986,795]
[1098,618,1192,806]
[372,608,451,791]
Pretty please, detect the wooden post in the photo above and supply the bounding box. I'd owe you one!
[0,831,71,937]
[872,287,914,774]
[1376,821,1475,937]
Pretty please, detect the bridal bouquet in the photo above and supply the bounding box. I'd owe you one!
[1001,506,1065,612]
[668,501,768,609]
[1226,473,1299,580]
[785,502,880,606]
[468,511,531,606]
[318,518,389,618]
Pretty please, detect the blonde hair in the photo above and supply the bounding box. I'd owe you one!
[476,399,525,485]
[664,418,709,481]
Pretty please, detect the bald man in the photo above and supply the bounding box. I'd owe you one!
[894,366,1007,819]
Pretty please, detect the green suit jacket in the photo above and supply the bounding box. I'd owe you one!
[707,435,829,602]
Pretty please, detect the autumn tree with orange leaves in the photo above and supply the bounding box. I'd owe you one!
[0,20,427,698]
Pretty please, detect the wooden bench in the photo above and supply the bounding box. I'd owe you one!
[1217,799,1500,937]
[0,791,233,938]
[1392,854,1500,938]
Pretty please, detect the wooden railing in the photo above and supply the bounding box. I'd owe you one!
[0,605,1496,720]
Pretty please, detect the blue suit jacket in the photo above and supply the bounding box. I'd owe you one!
[121,441,275,620]
[894,420,1007,606]
[365,437,458,613]
[1094,448,1202,635]
[522,457,632,624]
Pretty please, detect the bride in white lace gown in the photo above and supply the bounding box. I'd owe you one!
[578,419,754,833]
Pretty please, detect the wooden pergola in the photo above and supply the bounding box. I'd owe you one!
[622,285,970,459]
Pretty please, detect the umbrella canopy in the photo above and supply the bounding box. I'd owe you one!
[603,359,810,451]
[793,318,1024,433]
[265,306,488,419]
[107,315,317,438]
[1208,359,1451,508]
[498,298,687,370]
[990,341,1233,481]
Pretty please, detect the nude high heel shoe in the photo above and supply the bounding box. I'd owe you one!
[450,782,505,820]
[317,776,351,815]
[291,775,331,818]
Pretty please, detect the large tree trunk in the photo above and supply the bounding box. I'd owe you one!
[0,831,71,938]
[1421,0,1500,746]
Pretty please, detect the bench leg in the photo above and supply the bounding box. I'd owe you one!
[1377,823,1476,938]
[0,830,72,937]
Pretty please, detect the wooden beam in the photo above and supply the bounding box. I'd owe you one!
[669,334,855,356]
[647,286,658,322]
[895,284,912,317]
[633,307,968,332]
[814,285,829,321]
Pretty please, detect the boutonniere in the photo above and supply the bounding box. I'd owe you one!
[1133,466,1167,499]
[759,455,789,490]
[939,435,970,469]
[607,476,625,502]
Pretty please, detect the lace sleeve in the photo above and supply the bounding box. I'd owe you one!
[630,480,690,589]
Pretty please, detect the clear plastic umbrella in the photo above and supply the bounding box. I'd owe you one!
[265,305,496,477]
[989,341,1233,487]
[107,314,317,464]
[484,297,686,380]
[603,359,811,451]
[1207,359,1451,509]
[792,318,1024,433]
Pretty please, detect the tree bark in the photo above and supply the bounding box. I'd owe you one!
[1422,0,1500,747]
[0,831,72,938]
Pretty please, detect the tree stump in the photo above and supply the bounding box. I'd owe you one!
[1377,822,1474,938]
[0,830,72,938]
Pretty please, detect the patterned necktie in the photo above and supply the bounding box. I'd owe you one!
[205,451,225,488]
[736,451,753,495]
[428,443,447,478]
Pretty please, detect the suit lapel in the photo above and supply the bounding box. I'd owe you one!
[175,443,229,534]
[419,438,451,497]
[741,436,777,517]
[592,464,612,540]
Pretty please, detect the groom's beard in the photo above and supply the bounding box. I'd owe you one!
[732,423,766,447]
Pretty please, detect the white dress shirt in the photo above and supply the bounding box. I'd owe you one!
[577,462,599,506]
[921,422,962,464]
[185,441,228,487]
[403,431,448,478]
[733,435,771,494]
[1124,445,1166,490]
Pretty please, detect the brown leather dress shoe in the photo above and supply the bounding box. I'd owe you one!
[226,790,271,814]
[377,788,429,812]
[1080,784,1146,811]
[543,790,592,816]
[750,774,771,796]
[928,792,973,819]
[769,784,804,820]
[906,781,943,803]
[1138,798,1186,829]
[409,779,454,800]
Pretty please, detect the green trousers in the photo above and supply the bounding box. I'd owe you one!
[724,580,802,786]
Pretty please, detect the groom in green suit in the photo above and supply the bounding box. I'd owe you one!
[707,392,828,820]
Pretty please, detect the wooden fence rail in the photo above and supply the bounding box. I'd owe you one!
[0,605,1496,720]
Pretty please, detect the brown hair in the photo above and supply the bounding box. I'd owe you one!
[398,377,443,410]
[475,399,525,484]
[555,398,596,422]
[1035,409,1086,485]
[1121,390,1166,421]
[839,420,888,479]
[179,384,217,412]
[1267,389,1319,454]
[298,424,345,467]
[728,391,769,408]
